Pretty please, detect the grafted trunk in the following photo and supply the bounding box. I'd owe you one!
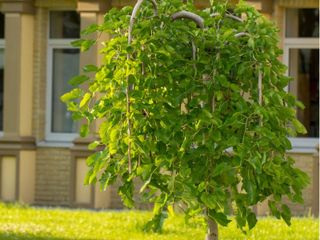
[205,217,218,240]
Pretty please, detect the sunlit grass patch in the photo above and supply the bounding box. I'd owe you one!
[0,203,318,240]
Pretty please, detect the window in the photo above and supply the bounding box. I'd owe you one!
[47,11,80,141]
[0,13,5,132]
[284,8,319,151]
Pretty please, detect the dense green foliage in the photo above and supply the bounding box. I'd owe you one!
[62,0,309,233]
[0,203,318,240]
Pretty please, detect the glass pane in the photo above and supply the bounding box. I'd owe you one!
[286,9,319,38]
[52,48,79,133]
[0,13,4,39]
[0,49,4,131]
[50,11,80,39]
[288,48,319,137]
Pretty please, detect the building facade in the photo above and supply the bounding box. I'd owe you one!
[0,0,318,215]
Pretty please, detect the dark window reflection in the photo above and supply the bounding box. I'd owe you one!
[289,49,319,137]
[50,11,80,39]
[0,13,4,39]
[286,9,319,38]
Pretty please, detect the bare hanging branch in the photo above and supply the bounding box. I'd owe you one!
[210,12,243,22]
[150,0,158,17]
[258,70,263,105]
[128,0,143,44]
[226,13,243,22]
[172,10,205,29]
[234,32,250,38]
[191,39,197,73]
[210,13,220,17]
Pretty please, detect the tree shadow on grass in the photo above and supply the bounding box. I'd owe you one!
[0,232,100,240]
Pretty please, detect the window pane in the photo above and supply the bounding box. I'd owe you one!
[0,49,4,131]
[52,48,79,133]
[288,49,319,137]
[0,13,4,39]
[50,11,80,39]
[286,9,319,38]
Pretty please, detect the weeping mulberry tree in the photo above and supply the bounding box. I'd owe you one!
[62,0,309,239]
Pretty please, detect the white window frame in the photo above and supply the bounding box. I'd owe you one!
[283,9,319,153]
[46,12,80,142]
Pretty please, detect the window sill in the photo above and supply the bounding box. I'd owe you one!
[289,137,318,153]
[37,141,74,148]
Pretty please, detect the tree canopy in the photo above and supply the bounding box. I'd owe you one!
[62,0,309,238]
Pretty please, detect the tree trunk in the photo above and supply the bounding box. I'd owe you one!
[205,217,218,240]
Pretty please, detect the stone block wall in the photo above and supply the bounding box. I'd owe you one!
[35,148,72,206]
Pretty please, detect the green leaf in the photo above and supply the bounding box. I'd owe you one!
[292,119,307,134]
[295,100,305,109]
[69,75,90,87]
[118,182,134,208]
[208,210,231,226]
[144,211,168,233]
[247,211,257,230]
[80,124,89,137]
[243,179,256,204]
[80,93,92,108]
[216,91,223,101]
[60,88,83,102]
[88,141,100,150]
[83,65,98,72]
[248,38,255,49]
[268,200,280,219]
[140,178,151,193]
[281,204,292,226]
[200,192,217,209]
[81,24,99,35]
[212,162,228,177]
[212,130,222,142]
[84,169,96,185]
[222,29,234,40]
[72,39,96,52]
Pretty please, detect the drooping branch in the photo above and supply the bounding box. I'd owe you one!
[150,0,158,17]
[191,39,197,73]
[210,12,243,22]
[128,0,158,44]
[234,32,250,38]
[226,13,243,22]
[258,70,262,105]
[126,0,159,174]
[172,10,205,29]
[210,13,220,17]
[128,0,143,44]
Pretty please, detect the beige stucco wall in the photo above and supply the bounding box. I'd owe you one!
[75,158,91,204]
[19,151,36,203]
[1,156,17,201]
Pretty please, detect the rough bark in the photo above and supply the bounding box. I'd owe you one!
[205,217,218,240]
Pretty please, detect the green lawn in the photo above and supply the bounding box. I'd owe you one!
[0,203,318,240]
